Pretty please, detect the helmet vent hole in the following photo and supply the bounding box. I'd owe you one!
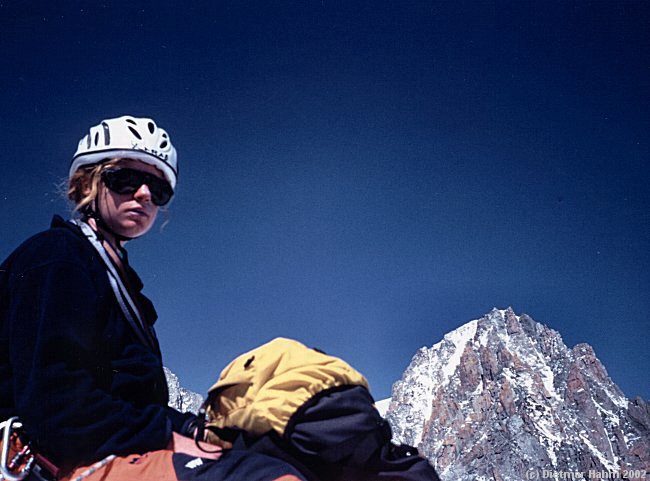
[128,126,143,140]
[160,141,168,149]
[162,133,168,138]
[94,132,99,146]
[126,118,136,125]
[148,122,155,134]
[101,122,111,145]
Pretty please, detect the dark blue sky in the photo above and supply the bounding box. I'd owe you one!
[1,1,648,401]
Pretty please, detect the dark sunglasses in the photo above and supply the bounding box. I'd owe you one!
[101,168,173,206]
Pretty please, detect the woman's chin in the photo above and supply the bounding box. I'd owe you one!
[117,222,153,240]
[118,213,156,237]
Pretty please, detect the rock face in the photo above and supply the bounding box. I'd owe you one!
[386,308,650,481]
[164,367,204,414]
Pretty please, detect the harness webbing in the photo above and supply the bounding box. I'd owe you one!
[72,220,156,350]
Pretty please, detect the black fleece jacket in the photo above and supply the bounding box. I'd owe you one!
[0,216,195,472]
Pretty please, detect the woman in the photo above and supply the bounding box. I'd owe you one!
[0,115,306,481]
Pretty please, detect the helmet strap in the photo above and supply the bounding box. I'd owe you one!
[83,198,135,249]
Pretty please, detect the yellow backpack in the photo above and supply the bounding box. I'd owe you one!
[204,337,369,443]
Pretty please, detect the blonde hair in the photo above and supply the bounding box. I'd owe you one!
[67,159,121,214]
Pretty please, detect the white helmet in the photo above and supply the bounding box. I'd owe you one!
[70,115,178,190]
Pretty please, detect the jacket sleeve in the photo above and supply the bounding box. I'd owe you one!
[7,258,183,471]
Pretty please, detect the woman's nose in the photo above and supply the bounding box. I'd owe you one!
[134,183,152,203]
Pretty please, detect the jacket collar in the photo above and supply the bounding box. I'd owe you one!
[50,215,145,293]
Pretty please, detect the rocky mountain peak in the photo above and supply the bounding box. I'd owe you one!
[385,308,650,480]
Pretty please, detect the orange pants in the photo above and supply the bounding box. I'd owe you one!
[60,449,305,481]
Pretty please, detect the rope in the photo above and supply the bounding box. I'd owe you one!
[68,455,116,481]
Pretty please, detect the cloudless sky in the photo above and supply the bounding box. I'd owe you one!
[1,1,648,401]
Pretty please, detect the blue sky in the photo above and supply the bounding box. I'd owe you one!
[1,1,648,401]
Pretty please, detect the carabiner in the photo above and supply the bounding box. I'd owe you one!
[0,417,31,481]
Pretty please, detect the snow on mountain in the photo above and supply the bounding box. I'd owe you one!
[375,398,391,417]
[164,367,204,414]
[385,307,650,481]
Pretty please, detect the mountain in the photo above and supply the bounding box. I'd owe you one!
[164,366,204,414]
[385,308,650,481]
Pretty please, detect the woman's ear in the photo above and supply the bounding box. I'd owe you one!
[81,176,94,197]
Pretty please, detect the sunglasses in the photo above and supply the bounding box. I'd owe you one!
[101,168,173,206]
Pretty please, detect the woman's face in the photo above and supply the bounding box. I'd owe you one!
[96,159,164,239]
